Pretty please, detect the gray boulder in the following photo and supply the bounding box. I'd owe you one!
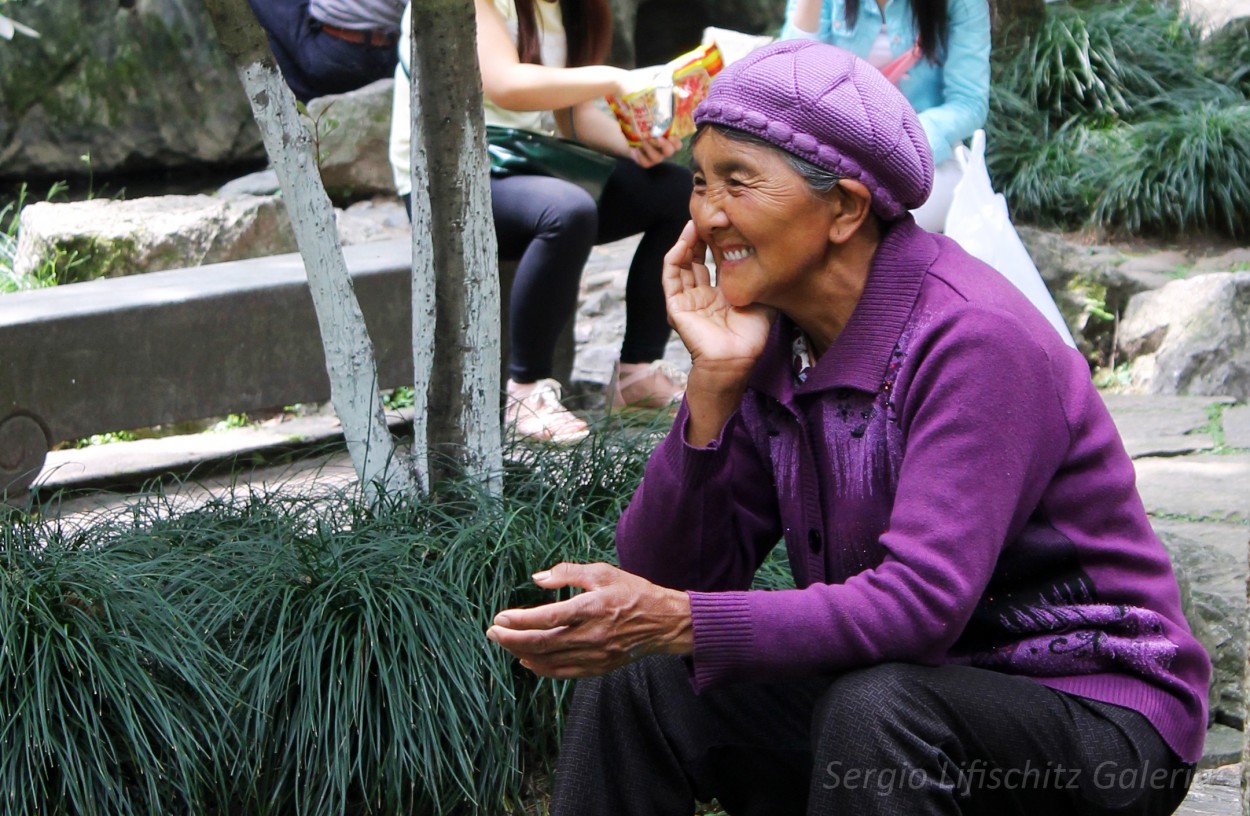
[0,0,782,184]
[1157,522,1247,732]
[1017,227,1181,370]
[11,193,410,283]
[0,0,261,181]
[305,79,397,201]
[13,196,296,282]
[1118,272,1250,400]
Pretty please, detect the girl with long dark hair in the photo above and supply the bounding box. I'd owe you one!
[390,0,692,443]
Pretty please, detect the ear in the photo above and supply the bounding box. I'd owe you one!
[826,179,874,245]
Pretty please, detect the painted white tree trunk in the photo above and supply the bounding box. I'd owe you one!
[410,0,502,492]
[406,53,435,496]
[202,0,420,500]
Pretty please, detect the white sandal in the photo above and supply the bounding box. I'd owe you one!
[505,379,590,444]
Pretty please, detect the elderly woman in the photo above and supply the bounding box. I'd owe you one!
[487,40,1209,815]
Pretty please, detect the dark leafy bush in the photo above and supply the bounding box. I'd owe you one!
[987,1,1250,238]
[995,0,1213,125]
[1199,16,1250,96]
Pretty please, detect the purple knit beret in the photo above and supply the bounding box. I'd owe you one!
[694,39,934,220]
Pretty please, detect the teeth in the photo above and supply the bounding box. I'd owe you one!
[723,247,754,261]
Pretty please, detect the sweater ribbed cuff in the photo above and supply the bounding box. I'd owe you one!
[688,590,755,692]
[660,402,739,483]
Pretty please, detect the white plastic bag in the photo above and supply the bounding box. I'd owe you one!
[944,130,1076,348]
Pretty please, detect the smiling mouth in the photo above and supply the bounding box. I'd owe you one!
[722,247,755,262]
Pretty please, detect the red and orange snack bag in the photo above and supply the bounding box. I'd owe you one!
[607,42,724,147]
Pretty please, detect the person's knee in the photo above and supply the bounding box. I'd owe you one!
[537,188,598,241]
[564,656,689,734]
[812,663,948,755]
[578,656,685,703]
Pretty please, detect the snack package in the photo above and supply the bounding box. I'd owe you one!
[607,42,724,147]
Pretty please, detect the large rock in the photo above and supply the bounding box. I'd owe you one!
[0,0,261,181]
[304,79,397,201]
[1016,227,1180,370]
[12,196,295,282]
[1157,522,1248,732]
[0,0,781,183]
[1118,272,1250,400]
[11,194,411,283]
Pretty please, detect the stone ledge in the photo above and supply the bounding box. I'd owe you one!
[33,409,412,495]
[1,238,574,495]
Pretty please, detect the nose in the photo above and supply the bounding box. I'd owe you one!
[692,188,730,231]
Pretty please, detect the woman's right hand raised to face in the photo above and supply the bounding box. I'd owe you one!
[663,221,775,446]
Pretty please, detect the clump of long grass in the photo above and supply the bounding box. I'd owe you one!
[987,0,1250,239]
[1198,16,1249,96]
[0,512,234,815]
[2,421,692,815]
[1090,103,1250,237]
[159,491,498,815]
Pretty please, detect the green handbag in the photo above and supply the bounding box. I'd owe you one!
[485,125,618,202]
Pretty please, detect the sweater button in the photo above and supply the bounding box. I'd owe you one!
[808,529,822,553]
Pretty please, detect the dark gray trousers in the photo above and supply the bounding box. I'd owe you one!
[551,658,1193,816]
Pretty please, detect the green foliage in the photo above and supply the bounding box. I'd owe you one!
[74,429,140,448]
[382,386,416,410]
[2,425,698,814]
[299,100,342,168]
[0,182,78,294]
[1199,17,1250,96]
[1090,104,1250,237]
[987,1,1250,238]
[986,101,1103,228]
[208,413,250,432]
[0,519,234,815]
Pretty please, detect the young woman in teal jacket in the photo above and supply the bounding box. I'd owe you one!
[782,0,991,229]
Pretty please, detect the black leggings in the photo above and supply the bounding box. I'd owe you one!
[552,658,1194,816]
[405,158,692,383]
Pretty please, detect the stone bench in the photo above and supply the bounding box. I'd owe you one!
[0,239,570,495]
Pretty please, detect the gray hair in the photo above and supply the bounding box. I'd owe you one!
[692,124,843,196]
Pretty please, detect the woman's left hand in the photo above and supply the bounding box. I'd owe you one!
[486,562,693,678]
[630,134,683,168]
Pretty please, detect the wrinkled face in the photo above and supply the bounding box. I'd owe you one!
[690,128,839,311]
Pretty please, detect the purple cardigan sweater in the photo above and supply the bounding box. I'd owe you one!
[617,218,1210,763]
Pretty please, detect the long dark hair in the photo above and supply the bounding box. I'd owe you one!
[843,0,948,64]
[513,0,612,67]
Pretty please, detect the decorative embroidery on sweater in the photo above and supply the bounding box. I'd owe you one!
[966,603,1179,680]
[955,521,1180,682]
[813,335,911,502]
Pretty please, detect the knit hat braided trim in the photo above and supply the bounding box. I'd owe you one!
[694,39,934,220]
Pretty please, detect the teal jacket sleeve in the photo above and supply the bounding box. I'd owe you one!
[916,0,990,164]
[779,0,831,41]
